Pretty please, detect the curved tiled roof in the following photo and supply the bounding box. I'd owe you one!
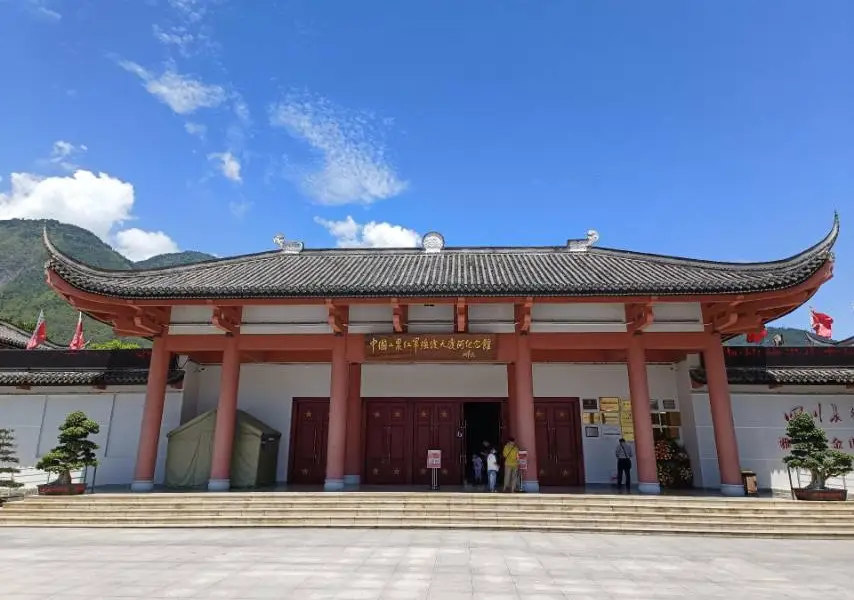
[0,321,59,350]
[43,215,839,300]
[804,332,854,347]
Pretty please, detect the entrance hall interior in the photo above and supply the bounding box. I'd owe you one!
[462,401,502,485]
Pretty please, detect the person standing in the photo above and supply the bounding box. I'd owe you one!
[501,437,520,493]
[615,438,633,493]
[486,448,499,492]
[472,453,484,488]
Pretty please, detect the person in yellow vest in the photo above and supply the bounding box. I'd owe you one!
[502,437,520,492]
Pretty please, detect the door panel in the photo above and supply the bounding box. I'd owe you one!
[363,401,409,484]
[289,399,329,485]
[534,399,584,486]
[412,401,461,486]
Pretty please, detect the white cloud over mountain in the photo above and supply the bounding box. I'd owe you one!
[0,143,181,261]
[314,216,420,248]
[270,94,408,205]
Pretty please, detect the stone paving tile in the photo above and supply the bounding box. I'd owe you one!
[0,528,852,599]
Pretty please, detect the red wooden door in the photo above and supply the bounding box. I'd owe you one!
[534,399,584,486]
[412,401,461,486]
[363,401,410,484]
[289,399,329,485]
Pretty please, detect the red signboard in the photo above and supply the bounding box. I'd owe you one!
[518,450,528,471]
[427,449,442,469]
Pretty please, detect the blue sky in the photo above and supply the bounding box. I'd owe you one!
[0,0,851,336]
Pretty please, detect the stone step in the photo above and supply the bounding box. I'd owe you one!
[1,516,852,539]
[11,499,852,513]
[2,505,850,523]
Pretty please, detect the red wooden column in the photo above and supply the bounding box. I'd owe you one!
[131,336,171,492]
[208,336,241,491]
[626,335,661,494]
[324,336,349,491]
[704,334,744,496]
[514,334,539,492]
[343,363,363,486]
[505,364,517,439]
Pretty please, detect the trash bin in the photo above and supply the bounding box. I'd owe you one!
[741,470,758,497]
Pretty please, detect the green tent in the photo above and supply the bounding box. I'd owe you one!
[164,409,281,489]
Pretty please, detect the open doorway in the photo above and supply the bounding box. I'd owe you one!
[462,401,502,486]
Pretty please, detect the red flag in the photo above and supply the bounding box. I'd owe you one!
[810,309,833,338]
[69,312,85,351]
[26,310,46,350]
[746,326,767,344]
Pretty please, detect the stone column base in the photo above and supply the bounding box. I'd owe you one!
[343,475,361,486]
[324,478,345,491]
[720,483,745,497]
[207,479,231,492]
[130,480,154,493]
[637,482,661,495]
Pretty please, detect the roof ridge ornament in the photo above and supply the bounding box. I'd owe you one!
[567,229,599,252]
[422,231,445,253]
[273,233,304,254]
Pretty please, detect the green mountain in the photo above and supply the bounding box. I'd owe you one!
[0,219,214,345]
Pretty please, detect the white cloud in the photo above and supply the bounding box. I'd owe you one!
[184,122,207,138]
[49,140,87,171]
[208,151,242,182]
[0,165,180,261]
[152,25,196,56]
[270,94,408,205]
[114,228,180,261]
[119,61,226,115]
[314,216,420,248]
[24,0,60,20]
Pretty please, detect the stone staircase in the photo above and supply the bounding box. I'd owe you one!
[2,492,853,538]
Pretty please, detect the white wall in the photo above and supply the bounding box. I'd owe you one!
[534,363,679,485]
[194,364,331,482]
[0,386,183,489]
[692,386,854,492]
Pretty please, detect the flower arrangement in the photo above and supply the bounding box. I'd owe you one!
[655,438,693,489]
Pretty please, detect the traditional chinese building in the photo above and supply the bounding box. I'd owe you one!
[29,217,842,496]
[0,320,58,350]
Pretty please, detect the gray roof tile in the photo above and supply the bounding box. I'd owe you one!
[43,216,839,300]
[0,321,59,350]
[0,368,184,387]
[690,367,854,386]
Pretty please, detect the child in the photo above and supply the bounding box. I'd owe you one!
[486,448,499,492]
[472,453,484,487]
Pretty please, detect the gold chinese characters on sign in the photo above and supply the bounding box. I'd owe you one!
[365,334,498,361]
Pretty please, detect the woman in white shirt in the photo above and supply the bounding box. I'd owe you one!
[486,448,499,492]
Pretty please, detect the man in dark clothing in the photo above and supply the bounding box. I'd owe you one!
[615,438,633,492]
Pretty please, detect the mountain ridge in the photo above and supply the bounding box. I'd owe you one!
[0,218,215,344]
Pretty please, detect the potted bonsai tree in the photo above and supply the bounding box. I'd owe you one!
[0,428,24,504]
[783,412,853,501]
[35,411,100,496]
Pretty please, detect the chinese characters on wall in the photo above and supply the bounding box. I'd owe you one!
[778,401,854,453]
[365,334,499,361]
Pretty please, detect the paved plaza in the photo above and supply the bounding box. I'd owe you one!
[0,528,851,599]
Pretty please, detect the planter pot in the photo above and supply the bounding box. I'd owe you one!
[37,483,86,496]
[793,488,848,502]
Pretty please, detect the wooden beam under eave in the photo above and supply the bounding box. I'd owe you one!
[326,300,346,335]
[515,298,533,334]
[455,298,467,333]
[392,299,408,333]
[626,303,654,334]
[212,306,241,335]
